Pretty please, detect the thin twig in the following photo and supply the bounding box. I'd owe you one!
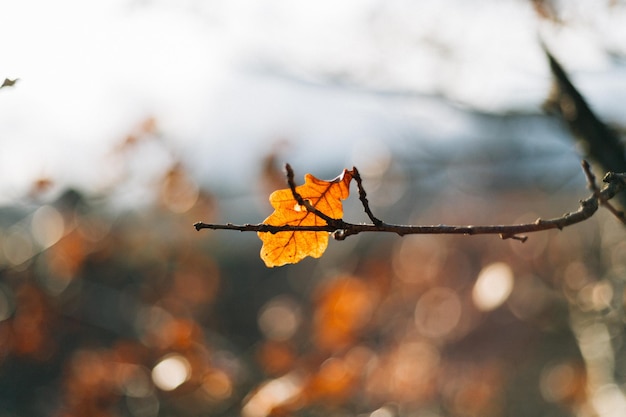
[352,167,383,226]
[194,165,626,240]
[581,160,598,192]
[499,233,528,243]
[582,160,626,224]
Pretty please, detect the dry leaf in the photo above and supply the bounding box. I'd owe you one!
[259,169,354,267]
[0,78,18,89]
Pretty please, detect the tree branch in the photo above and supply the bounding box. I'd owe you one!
[352,166,383,226]
[581,160,626,224]
[194,163,626,241]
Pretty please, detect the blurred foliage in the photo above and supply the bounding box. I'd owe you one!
[0,114,625,417]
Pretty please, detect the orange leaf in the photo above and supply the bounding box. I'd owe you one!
[259,169,354,267]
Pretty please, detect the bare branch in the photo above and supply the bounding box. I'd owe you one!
[194,164,626,241]
[582,160,626,224]
[352,167,383,226]
[581,160,598,191]
[193,222,334,233]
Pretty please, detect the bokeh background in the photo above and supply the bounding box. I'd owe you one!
[1,1,626,416]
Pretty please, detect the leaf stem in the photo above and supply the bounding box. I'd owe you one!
[285,163,346,228]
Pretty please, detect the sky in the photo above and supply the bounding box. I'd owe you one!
[1,0,625,205]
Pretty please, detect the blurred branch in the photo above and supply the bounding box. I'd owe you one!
[195,161,626,241]
[543,46,626,177]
